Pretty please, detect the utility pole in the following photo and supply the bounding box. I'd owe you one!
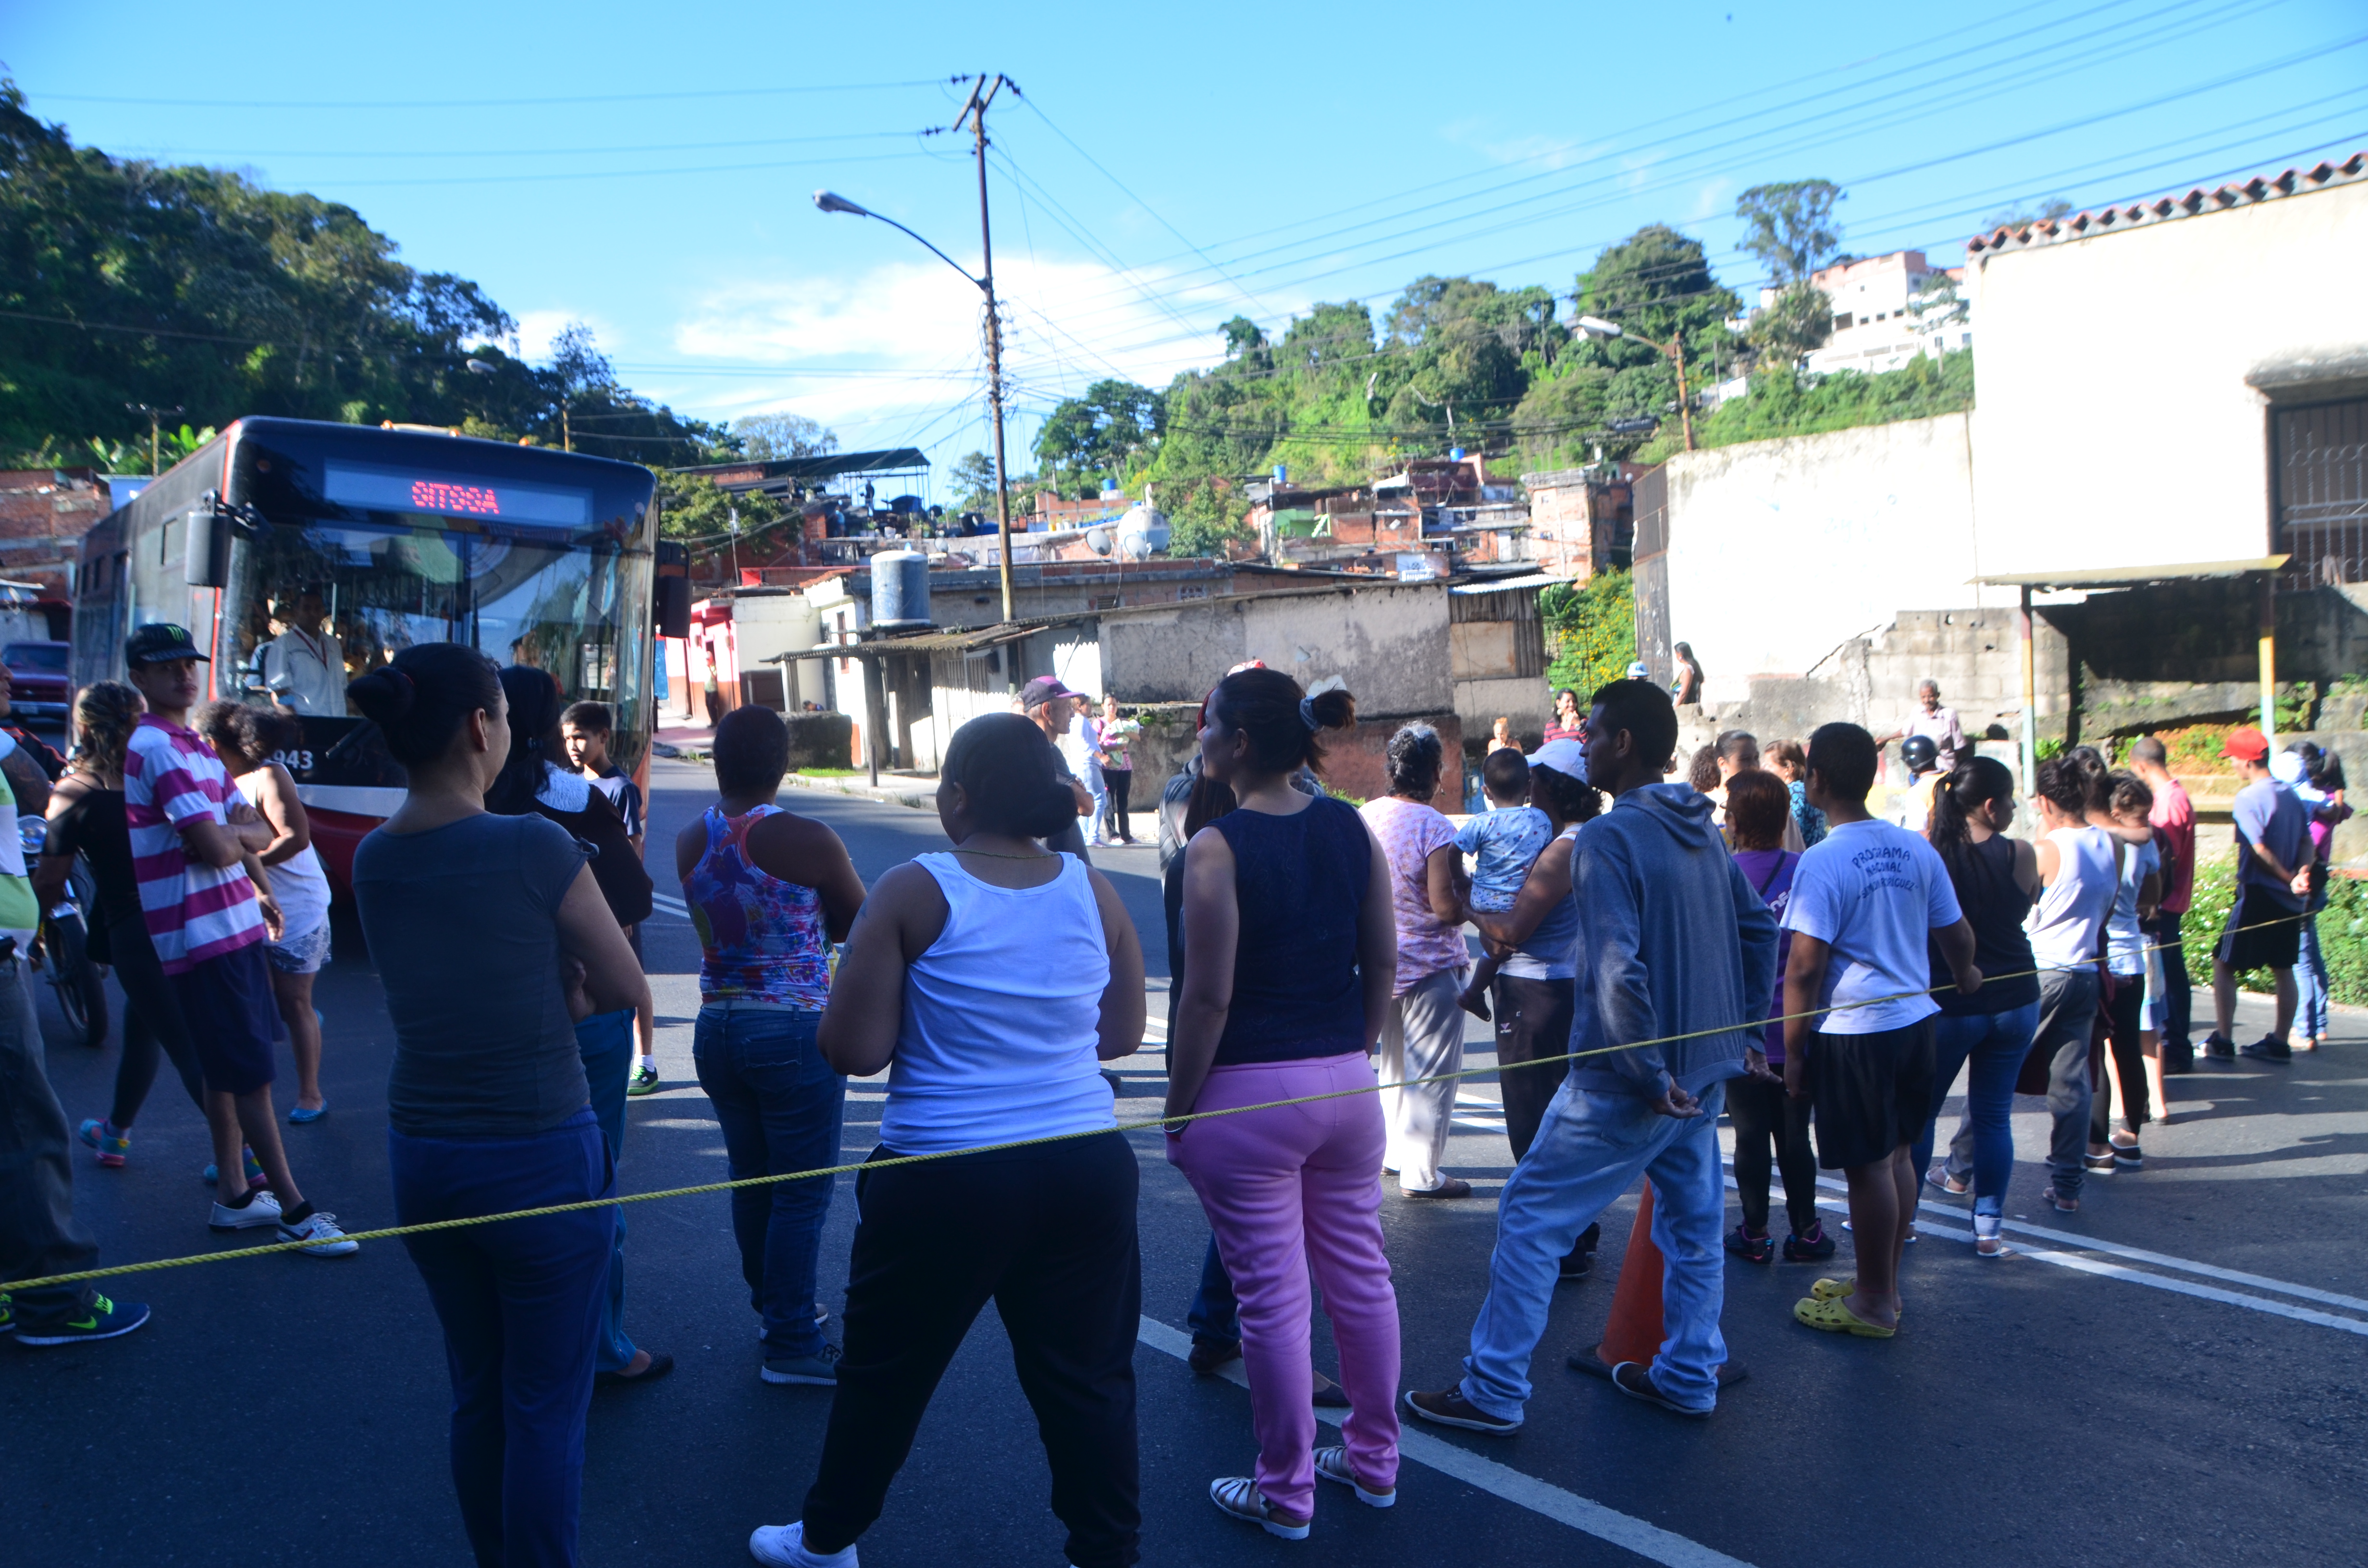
[127,403,183,475]
[1666,337,1696,453]
[562,398,572,453]
[953,74,1018,627]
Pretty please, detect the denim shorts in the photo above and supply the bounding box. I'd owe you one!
[266,920,332,975]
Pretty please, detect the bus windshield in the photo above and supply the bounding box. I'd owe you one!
[231,518,642,718]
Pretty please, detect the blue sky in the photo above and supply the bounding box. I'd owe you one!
[6,0,2364,493]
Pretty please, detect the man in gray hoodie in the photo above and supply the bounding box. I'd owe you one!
[1406,678,1779,1426]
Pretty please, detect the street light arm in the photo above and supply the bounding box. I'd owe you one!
[814,191,985,292]
[871,212,988,293]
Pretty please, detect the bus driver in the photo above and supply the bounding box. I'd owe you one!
[256,588,347,716]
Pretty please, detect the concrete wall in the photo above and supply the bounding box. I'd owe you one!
[1969,173,2368,575]
[1675,604,2070,778]
[1098,581,1453,719]
[1660,413,1980,698]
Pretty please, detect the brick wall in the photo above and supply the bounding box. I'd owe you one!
[0,469,110,606]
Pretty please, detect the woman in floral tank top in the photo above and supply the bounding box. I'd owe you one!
[676,708,867,1385]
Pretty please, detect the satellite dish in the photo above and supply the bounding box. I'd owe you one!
[1085,526,1114,557]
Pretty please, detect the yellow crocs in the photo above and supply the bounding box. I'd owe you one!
[1794,1293,1897,1338]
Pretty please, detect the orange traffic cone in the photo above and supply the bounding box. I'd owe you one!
[1567,1182,1745,1387]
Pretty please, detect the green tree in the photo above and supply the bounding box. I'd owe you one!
[0,80,714,466]
[732,412,839,461]
[1033,380,1163,490]
[1734,179,1845,285]
[947,451,1000,513]
[1515,227,1741,466]
[1540,570,1636,696]
[1746,284,1835,371]
[653,470,789,544]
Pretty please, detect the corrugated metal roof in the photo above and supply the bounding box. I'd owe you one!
[1971,556,2288,590]
[1449,574,1569,595]
[1967,151,2366,257]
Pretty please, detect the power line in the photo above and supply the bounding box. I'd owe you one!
[29,77,957,110]
[108,130,932,161]
[988,0,2298,338]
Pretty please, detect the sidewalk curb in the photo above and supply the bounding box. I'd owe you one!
[777,772,938,813]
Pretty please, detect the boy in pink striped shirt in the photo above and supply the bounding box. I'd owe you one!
[122,624,354,1256]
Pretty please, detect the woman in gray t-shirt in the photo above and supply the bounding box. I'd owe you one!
[348,643,647,1568]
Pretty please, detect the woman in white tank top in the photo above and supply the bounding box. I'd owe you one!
[750,714,1147,1568]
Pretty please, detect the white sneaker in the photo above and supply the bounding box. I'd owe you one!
[748,1521,856,1567]
[278,1210,359,1257]
[209,1189,284,1231]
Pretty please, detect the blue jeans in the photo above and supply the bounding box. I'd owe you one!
[1186,1234,1240,1346]
[391,1107,615,1568]
[1461,1077,1729,1418]
[1082,761,1110,841]
[693,1004,845,1359]
[2299,913,2330,1041]
[1914,1003,2040,1219]
[577,1008,641,1374]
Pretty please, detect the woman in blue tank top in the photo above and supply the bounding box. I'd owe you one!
[1165,668,1404,1539]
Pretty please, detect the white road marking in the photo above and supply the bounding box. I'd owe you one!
[1135,1316,1757,1568]
[649,891,689,920]
[1751,1170,2368,1338]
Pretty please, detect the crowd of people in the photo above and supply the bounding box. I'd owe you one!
[0,624,2352,1565]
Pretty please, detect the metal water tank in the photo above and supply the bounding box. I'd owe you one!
[1115,503,1171,561]
[869,549,933,628]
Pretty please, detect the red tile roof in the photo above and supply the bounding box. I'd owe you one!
[1965,149,2368,257]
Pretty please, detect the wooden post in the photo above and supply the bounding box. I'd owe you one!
[2018,583,2038,795]
[2258,574,2278,745]
[1668,337,1695,453]
[862,655,887,788]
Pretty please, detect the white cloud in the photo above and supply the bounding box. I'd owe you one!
[1440,118,1606,171]
[504,309,625,365]
[1691,177,1735,220]
[658,252,1291,452]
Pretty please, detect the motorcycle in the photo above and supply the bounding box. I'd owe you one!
[22,818,106,1048]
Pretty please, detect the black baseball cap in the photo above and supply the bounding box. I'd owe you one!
[124,623,210,666]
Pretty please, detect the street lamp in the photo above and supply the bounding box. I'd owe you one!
[814,185,1019,625]
[1576,316,1696,453]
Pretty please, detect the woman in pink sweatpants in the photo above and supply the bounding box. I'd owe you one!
[1165,667,1403,1540]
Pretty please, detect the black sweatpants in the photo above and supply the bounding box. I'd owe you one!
[1726,1070,1819,1235]
[801,1131,1142,1567]
[1101,767,1133,842]
[104,914,206,1130]
[2093,969,2151,1143]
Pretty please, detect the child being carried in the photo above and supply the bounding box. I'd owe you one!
[1456,748,1554,1019]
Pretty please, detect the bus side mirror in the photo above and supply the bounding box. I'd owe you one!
[654,575,691,639]
[185,503,232,588]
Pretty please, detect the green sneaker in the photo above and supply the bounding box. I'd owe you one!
[15,1291,150,1346]
[626,1060,660,1097]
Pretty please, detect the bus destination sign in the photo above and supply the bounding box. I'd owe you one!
[323,461,592,531]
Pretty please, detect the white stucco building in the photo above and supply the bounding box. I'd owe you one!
[1767,249,1970,376]
[1657,150,2368,690]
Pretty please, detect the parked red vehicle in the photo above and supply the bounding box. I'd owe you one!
[2,640,72,726]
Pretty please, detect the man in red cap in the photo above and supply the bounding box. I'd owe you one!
[2206,726,2311,1062]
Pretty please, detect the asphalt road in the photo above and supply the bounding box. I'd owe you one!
[10,756,2366,1567]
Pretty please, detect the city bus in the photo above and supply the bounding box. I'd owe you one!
[72,417,664,893]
